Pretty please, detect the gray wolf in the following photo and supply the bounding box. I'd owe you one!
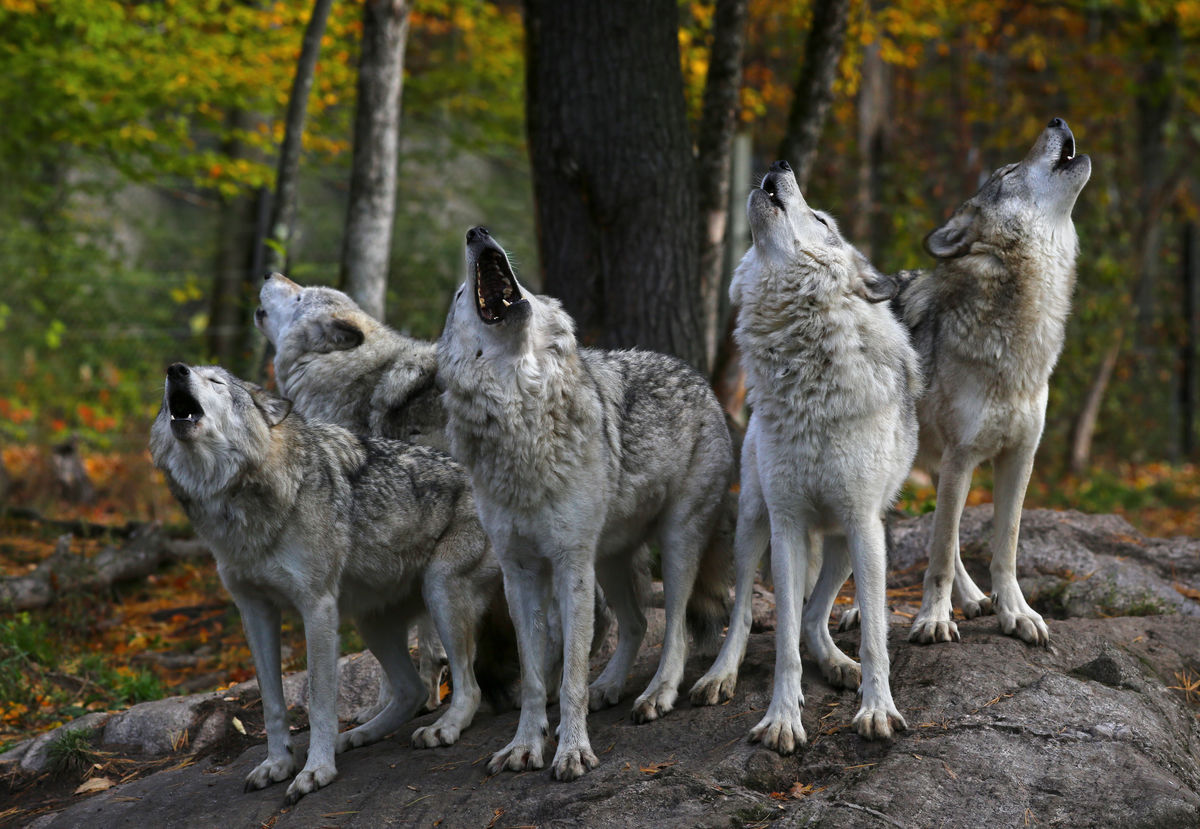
[149,363,499,802]
[899,118,1091,647]
[690,161,919,751]
[438,227,733,780]
[255,274,451,713]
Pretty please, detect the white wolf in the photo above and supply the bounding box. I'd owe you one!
[438,227,733,780]
[900,117,1091,646]
[690,161,920,752]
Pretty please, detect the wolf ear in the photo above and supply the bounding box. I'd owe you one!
[249,386,292,426]
[924,208,979,259]
[309,318,364,353]
[853,253,897,303]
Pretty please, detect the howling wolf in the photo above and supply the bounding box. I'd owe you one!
[438,227,733,780]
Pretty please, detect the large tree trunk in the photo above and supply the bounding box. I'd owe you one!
[695,0,749,372]
[776,0,850,189]
[524,0,705,370]
[340,0,411,322]
[263,0,335,274]
[852,36,888,261]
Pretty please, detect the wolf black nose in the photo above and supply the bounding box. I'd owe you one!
[1048,117,1067,130]
[466,226,490,243]
[167,363,190,379]
[263,272,274,281]
[770,160,791,173]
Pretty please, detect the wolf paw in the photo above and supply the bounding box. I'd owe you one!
[749,709,807,755]
[411,722,460,748]
[996,601,1049,646]
[909,615,960,645]
[487,739,545,775]
[588,678,623,711]
[837,605,860,631]
[689,671,737,706]
[551,745,599,781]
[284,763,336,804]
[818,654,861,691]
[631,685,677,723]
[853,704,907,740]
[961,595,994,619]
[335,728,372,754]
[243,753,296,792]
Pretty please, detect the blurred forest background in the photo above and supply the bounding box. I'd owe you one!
[1,0,1199,756]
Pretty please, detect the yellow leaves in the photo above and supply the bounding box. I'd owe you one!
[74,777,114,795]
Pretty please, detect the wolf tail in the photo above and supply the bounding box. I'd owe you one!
[686,488,736,654]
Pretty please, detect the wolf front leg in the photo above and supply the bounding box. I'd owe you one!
[286,594,341,803]
[748,515,808,755]
[487,555,550,775]
[990,434,1049,646]
[910,451,975,644]
[231,592,299,792]
[690,434,769,706]
[550,551,599,780]
[845,516,906,739]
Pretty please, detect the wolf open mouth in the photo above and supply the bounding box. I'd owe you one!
[474,247,524,324]
[761,173,785,209]
[168,383,204,437]
[1053,134,1077,172]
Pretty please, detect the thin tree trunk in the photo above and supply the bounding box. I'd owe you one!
[1069,333,1123,476]
[340,0,411,322]
[525,0,705,370]
[1182,220,1198,459]
[776,0,850,189]
[695,0,749,372]
[263,0,335,274]
[852,36,887,260]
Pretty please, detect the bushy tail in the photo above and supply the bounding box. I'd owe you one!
[686,488,737,655]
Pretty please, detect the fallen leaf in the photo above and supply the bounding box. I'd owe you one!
[75,777,114,795]
[231,716,246,735]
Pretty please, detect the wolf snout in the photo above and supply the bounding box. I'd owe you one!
[466,226,490,243]
[769,160,791,173]
[1047,117,1067,130]
[167,362,190,380]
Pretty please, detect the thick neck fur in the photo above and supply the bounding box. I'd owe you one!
[907,214,1078,390]
[734,245,917,430]
[440,295,601,511]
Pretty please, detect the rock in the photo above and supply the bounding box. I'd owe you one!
[18,712,112,774]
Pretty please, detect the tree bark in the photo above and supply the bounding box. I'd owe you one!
[1182,221,1198,459]
[1069,333,1123,476]
[776,0,850,190]
[263,0,335,274]
[695,0,749,372]
[524,0,705,370]
[340,0,411,322]
[852,36,888,261]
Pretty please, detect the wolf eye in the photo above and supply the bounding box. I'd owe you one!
[208,377,224,386]
[812,211,828,227]
[456,288,464,299]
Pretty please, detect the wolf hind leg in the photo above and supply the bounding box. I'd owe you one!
[911,452,974,644]
[338,611,425,753]
[589,549,647,711]
[801,534,859,690]
[953,548,993,619]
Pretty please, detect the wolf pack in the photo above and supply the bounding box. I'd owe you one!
[150,119,1091,802]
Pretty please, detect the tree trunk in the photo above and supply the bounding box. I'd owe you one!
[695,0,749,372]
[776,0,850,190]
[1182,221,1198,459]
[207,109,260,373]
[852,36,888,260]
[524,0,705,370]
[340,0,411,322]
[263,0,335,274]
[1069,333,1122,476]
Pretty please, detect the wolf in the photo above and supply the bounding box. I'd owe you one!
[149,363,499,802]
[438,227,733,780]
[899,117,1091,647]
[690,161,920,752]
[255,273,447,452]
[255,275,451,712]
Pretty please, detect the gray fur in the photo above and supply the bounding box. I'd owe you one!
[438,227,733,781]
[690,161,919,751]
[256,273,447,452]
[898,118,1091,647]
[149,364,498,803]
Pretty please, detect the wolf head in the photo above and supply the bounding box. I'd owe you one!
[256,273,371,358]
[149,363,292,498]
[737,160,895,304]
[925,118,1092,260]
